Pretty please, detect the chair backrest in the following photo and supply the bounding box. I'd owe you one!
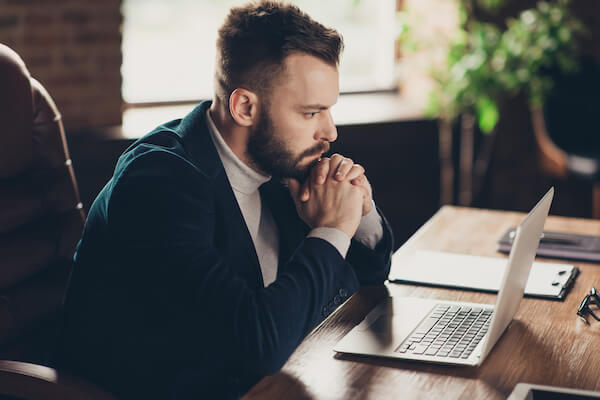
[0,43,85,364]
[543,57,600,158]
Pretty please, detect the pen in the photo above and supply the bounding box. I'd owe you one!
[508,230,580,245]
[540,233,580,245]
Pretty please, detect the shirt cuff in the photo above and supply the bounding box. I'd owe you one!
[307,227,351,258]
[354,200,384,249]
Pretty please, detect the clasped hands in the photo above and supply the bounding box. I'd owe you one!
[284,154,373,238]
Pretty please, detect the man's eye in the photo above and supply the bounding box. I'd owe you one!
[305,112,319,118]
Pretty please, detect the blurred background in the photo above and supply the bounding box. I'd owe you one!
[1,0,599,250]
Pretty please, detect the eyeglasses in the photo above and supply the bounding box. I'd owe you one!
[577,287,600,324]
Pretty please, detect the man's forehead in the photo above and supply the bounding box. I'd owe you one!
[275,53,339,107]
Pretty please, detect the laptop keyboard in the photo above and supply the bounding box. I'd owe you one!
[395,304,493,359]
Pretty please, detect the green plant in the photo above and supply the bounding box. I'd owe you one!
[496,0,585,106]
[426,0,585,133]
[398,0,585,206]
[426,20,503,133]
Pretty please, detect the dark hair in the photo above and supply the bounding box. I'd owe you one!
[215,1,344,101]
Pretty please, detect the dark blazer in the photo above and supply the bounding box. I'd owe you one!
[58,101,393,399]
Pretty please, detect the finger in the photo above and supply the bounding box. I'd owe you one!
[311,157,330,185]
[301,158,329,202]
[355,182,369,198]
[349,184,367,213]
[351,173,371,193]
[334,158,354,181]
[350,173,365,186]
[344,164,365,182]
[328,154,344,179]
[351,175,372,197]
[350,176,373,215]
[300,179,311,202]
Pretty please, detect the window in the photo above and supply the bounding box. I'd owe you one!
[121,0,396,104]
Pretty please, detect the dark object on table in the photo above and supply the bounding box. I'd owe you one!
[498,227,600,262]
[508,382,600,400]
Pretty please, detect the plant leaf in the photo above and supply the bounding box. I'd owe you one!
[476,97,499,133]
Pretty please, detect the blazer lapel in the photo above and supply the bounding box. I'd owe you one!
[214,173,264,289]
[259,180,308,275]
[177,101,264,289]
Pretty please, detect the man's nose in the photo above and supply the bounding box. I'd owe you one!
[317,110,337,143]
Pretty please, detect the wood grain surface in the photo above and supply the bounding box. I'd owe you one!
[244,206,600,399]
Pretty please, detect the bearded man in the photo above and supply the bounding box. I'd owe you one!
[58,2,393,399]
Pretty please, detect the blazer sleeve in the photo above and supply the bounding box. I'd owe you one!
[346,205,394,285]
[107,150,362,379]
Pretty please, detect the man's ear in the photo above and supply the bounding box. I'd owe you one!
[229,88,259,127]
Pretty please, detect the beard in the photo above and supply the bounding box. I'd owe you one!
[247,106,330,181]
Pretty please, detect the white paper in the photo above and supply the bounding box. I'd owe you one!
[390,250,575,297]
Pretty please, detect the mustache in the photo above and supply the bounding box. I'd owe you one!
[298,141,330,160]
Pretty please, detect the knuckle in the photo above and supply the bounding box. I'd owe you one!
[351,166,364,176]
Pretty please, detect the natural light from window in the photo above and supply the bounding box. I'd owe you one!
[121,0,396,104]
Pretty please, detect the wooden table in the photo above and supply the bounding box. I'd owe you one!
[244,206,600,399]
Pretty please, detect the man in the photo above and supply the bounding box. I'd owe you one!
[58,2,393,399]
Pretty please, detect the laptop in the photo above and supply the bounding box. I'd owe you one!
[334,187,554,366]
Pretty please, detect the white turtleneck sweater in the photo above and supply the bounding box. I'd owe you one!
[206,109,384,287]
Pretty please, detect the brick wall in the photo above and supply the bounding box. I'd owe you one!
[0,0,122,131]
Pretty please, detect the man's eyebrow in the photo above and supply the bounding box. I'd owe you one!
[300,104,330,110]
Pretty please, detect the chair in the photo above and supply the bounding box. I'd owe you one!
[531,57,600,218]
[0,43,114,399]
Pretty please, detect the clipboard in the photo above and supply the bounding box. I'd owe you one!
[389,250,579,300]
